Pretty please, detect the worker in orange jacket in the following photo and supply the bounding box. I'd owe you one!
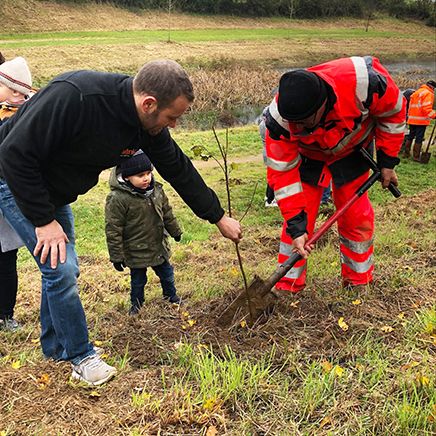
[403,80,436,161]
[264,56,405,293]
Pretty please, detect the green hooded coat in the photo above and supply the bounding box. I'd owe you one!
[105,168,182,269]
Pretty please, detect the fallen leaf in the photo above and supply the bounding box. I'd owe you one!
[352,299,362,305]
[338,317,349,331]
[397,312,405,320]
[424,322,434,334]
[206,425,218,436]
[187,319,197,327]
[230,267,239,277]
[30,338,40,344]
[240,320,247,328]
[416,375,430,387]
[289,300,300,308]
[401,361,421,371]
[182,311,190,318]
[321,360,333,373]
[319,416,332,429]
[203,398,217,411]
[334,365,345,377]
[355,363,365,371]
[11,360,21,369]
[89,390,101,398]
[381,325,394,333]
[94,340,103,346]
[37,373,51,389]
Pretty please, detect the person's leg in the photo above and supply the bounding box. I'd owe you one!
[412,125,426,161]
[152,260,179,302]
[0,181,116,384]
[129,267,147,310]
[0,181,93,363]
[275,182,324,292]
[0,245,18,320]
[321,183,332,204]
[403,125,416,158]
[333,172,374,287]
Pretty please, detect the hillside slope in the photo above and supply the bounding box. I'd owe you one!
[1,0,431,33]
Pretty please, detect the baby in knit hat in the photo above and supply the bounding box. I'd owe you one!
[0,56,33,123]
[0,56,33,331]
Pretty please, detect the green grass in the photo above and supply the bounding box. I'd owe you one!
[0,27,427,49]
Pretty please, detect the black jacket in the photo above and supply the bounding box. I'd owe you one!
[0,70,224,227]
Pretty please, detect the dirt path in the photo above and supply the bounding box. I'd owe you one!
[99,154,263,181]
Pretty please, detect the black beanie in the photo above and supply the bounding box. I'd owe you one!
[120,151,153,178]
[426,80,436,89]
[277,70,328,121]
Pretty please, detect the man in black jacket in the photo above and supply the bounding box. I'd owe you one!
[0,59,242,386]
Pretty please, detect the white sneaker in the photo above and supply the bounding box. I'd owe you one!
[265,198,278,207]
[71,354,117,386]
[93,345,104,356]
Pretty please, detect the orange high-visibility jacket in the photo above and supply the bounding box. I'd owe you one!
[407,84,436,126]
[265,56,405,222]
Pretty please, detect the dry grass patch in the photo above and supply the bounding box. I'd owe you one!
[1,189,435,434]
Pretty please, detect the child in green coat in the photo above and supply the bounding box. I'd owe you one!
[105,151,182,315]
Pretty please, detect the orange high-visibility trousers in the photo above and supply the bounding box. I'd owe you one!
[275,171,374,292]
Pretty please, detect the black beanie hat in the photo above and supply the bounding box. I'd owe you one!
[120,151,153,178]
[426,80,436,89]
[277,70,328,121]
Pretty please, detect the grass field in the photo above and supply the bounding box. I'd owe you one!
[0,1,435,434]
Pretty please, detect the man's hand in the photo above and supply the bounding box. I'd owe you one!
[380,168,398,189]
[216,215,242,243]
[34,220,69,269]
[292,233,314,259]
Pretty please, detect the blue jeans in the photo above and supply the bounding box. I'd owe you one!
[130,259,177,308]
[321,184,332,204]
[0,179,94,364]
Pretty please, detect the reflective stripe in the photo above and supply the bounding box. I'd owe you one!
[408,115,432,121]
[340,236,373,254]
[266,154,301,172]
[284,263,306,279]
[341,253,373,273]
[279,242,306,278]
[378,92,403,117]
[351,56,369,103]
[377,121,406,134]
[279,241,293,256]
[268,97,290,131]
[274,182,303,201]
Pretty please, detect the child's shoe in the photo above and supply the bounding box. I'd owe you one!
[128,305,141,316]
[163,294,181,304]
[0,317,20,332]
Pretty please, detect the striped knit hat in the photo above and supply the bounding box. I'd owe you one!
[0,57,32,96]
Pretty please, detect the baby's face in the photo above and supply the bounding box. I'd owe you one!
[0,83,25,104]
[0,83,15,102]
[126,170,153,190]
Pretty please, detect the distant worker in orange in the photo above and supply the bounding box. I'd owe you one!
[403,80,436,161]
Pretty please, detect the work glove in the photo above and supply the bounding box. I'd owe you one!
[174,234,182,242]
[112,261,125,272]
